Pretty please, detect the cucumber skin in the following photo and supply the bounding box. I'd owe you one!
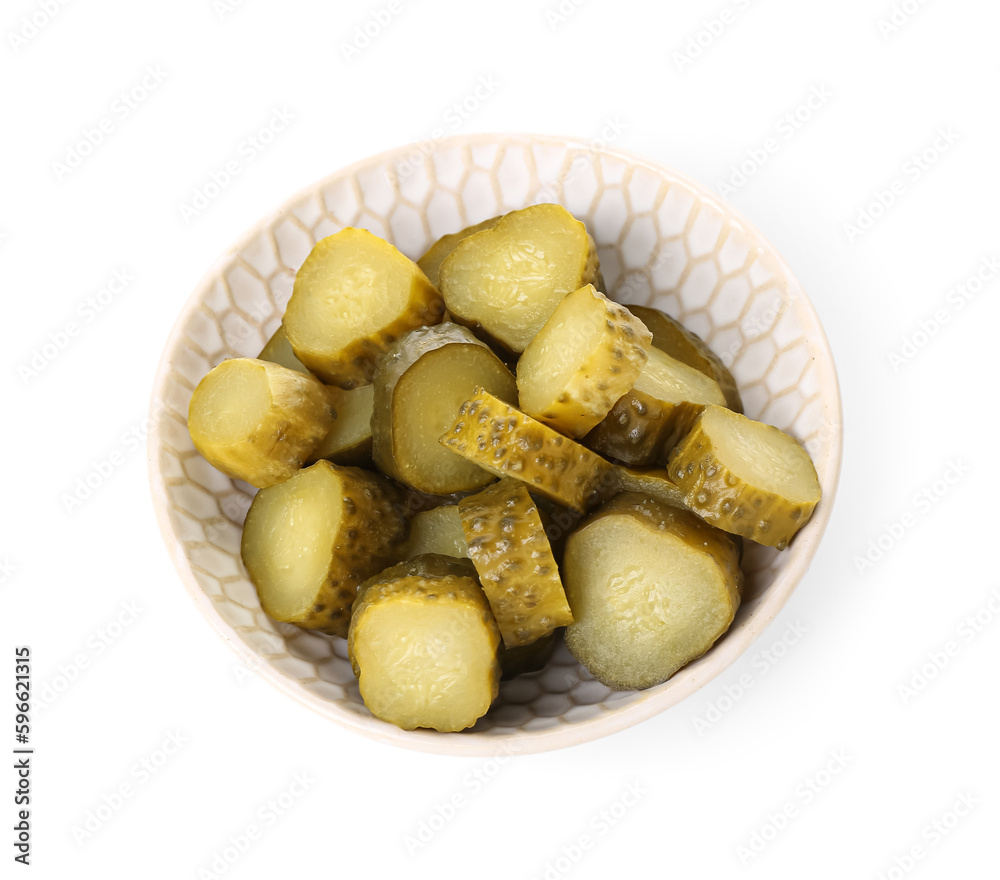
[244,463,409,638]
[667,412,819,550]
[518,285,652,439]
[372,323,516,494]
[439,388,617,514]
[584,393,703,466]
[459,478,573,647]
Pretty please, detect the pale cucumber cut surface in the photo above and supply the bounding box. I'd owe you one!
[188,357,336,488]
[517,284,651,438]
[668,405,821,549]
[349,555,501,732]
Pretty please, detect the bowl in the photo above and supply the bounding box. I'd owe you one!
[149,133,842,755]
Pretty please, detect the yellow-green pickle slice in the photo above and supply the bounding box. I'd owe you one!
[563,493,742,690]
[517,284,652,438]
[417,216,501,288]
[283,227,444,388]
[459,478,573,647]
[258,326,311,374]
[405,505,469,559]
[584,348,726,466]
[372,323,517,495]
[613,465,688,509]
[308,383,375,468]
[241,461,408,638]
[188,357,337,489]
[348,555,501,732]
[667,404,821,549]
[629,304,743,412]
[439,388,616,513]
[439,204,601,353]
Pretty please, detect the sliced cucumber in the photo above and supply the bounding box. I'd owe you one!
[188,357,337,488]
[348,555,501,732]
[406,505,469,559]
[564,492,741,690]
[372,323,517,495]
[630,305,743,412]
[585,347,725,465]
[667,405,821,549]
[459,478,573,647]
[258,326,310,375]
[439,388,616,513]
[308,383,375,468]
[283,228,444,388]
[418,216,501,288]
[439,204,600,353]
[517,284,652,438]
[241,461,408,637]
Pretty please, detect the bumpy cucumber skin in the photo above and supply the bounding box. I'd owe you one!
[243,462,409,638]
[667,409,820,550]
[564,492,742,690]
[459,478,572,647]
[188,358,337,489]
[585,394,704,466]
[418,216,502,288]
[499,631,559,680]
[439,205,602,355]
[348,554,501,731]
[518,285,652,439]
[439,389,616,514]
[372,323,516,494]
[283,229,445,389]
[630,305,743,413]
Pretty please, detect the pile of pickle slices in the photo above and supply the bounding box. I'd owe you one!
[187,204,821,732]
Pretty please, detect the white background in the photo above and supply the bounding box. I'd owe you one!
[2,0,998,877]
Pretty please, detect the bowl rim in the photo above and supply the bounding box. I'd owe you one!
[148,131,843,756]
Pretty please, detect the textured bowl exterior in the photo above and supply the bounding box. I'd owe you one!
[149,133,842,756]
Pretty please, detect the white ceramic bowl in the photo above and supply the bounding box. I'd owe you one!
[149,133,842,755]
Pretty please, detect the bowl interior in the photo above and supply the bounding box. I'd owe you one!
[150,134,841,755]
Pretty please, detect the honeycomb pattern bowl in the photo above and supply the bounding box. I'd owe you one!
[149,133,842,755]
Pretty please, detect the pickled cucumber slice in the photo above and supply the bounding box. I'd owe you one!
[439,204,601,353]
[406,505,469,559]
[499,631,558,680]
[417,216,501,288]
[439,388,616,513]
[188,357,337,489]
[241,461,408,637]
[308,383,375,468]
[517,284,652,438]
[667,405,821,549]
[348,555,501,732]
[584,348,726,465]
[614,466,688,509]
[563,492,741,690]
[459,479,573,647]
[372,323,517,495]
[258,326,310,374]
[630,305,743,412]
[283,228,444,388]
